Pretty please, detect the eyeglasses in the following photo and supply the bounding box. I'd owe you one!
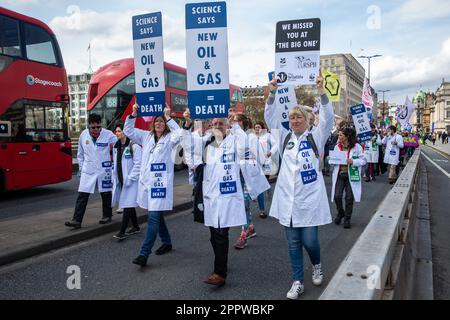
[89,126,101,130]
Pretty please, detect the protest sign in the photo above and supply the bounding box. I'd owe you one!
[322,69,341,102]
[350,104,373,142]
[185,1,230,119]
[132,12,166,117]
[275,18,321,86]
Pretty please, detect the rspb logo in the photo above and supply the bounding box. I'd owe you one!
[26,75,35,85]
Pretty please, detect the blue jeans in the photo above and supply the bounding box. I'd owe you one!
[257,192,265,211]
[139,211,171,258]
[284,226,321,282]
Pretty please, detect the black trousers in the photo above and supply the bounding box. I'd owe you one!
[209,227,229,278]
[73,191,112,223]
[334,174,354,221]
[120,208,139,233]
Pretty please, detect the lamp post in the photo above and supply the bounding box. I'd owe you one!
[358,54,382,84]
[378,89,390,127]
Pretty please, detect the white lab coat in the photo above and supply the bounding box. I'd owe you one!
[382,134,405,165]
[331,143,367,203]
[363,134,382,163]
[269,95,334,228]
[111,141,142,209]
[77,128,117,194]
[253,131,279,176]
[124,116,182,211]
[199,124,270,228]
[264,96,290,159]
[181,129,212,185]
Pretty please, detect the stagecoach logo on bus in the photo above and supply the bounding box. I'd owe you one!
[275,18,321,86]
[185,1,230,119]
[132,12,166,117]
[26,75,63,87]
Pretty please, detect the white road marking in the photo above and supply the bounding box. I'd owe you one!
[422,152,450,179]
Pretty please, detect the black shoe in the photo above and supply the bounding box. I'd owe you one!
[132,255,147,267]
[365,178,371,182]
[371,176,376,181]
[99,217,112,224]
[155,244,172,255]
[65,220,81,229]
[259,211,268,219]
[125,227,141,235]
[113,232,127,240]
[343,220,351,229]
[334,215,343,225]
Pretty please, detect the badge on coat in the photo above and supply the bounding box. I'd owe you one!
[390,150,397,156]
[220,181,237,194]
[150,163,167,199]
[300,169,317,184]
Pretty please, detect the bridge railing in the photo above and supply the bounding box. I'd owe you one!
[320,150,425,300]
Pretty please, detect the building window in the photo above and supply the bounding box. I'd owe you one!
[446,101,450,106]
[447,110,450,118]
[331,59,335,65]
[0,15,22,57]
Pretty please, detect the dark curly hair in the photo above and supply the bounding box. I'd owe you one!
[340,126,357,149]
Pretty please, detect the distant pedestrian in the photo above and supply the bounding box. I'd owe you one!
[111,121,142,240]
[431,132,436,145]
[65,113,117,229]
[382,125,404,184]
[442,131,448,144]
[363,124,382,182]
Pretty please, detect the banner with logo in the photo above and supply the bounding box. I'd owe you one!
[275,18,321,86]
[185,1,230,119]
[0,121,11,137]
[322,69,341,102]
[396,96,416,129]
[350,104,373,142]
[132,12,166,117]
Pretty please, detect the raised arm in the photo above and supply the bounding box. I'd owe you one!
[312,73,334,151]
[128,144,142,183]
[124,104,148,145]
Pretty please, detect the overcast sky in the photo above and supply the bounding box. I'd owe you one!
[2,0,450,104]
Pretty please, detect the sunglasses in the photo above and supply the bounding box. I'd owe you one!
[89,126,101,130]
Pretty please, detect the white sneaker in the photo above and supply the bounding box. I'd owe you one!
[286,281,304,299]
[116,208,123,214]
[312,263,323,286]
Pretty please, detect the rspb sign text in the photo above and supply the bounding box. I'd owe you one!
[132,12,166,117]
[185,1,230,119]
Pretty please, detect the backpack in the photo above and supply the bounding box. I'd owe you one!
[281,129,323,170]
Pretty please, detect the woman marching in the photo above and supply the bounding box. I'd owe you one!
[111,121,142,240]
[331,127,366,229]
[266,73,334,299]
[363,123,382,182]
[124,104,182,267]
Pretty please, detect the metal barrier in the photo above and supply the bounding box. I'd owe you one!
[320,150,422,300]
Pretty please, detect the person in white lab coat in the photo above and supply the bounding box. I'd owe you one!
[330,127,366,229]
[382,125,404,184]
[254,121,278,218]
[363,123,382,182]
[266,74,334,299]
[65,113,117,229]
[180,110,212,224]
[111,121,142,240]
[124,104,182,267]
[183,114,269,287]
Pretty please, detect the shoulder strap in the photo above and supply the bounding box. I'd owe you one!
[306,133,320,159]
[282,132,292,156]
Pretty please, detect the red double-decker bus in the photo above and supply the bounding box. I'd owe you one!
[0,7,72,192]
[87,58,244,130]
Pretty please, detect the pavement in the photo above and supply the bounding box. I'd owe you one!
[421,146,450,300]
[0,173,193,267]
[425,139,450,158]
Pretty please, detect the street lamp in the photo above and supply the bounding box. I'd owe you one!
[378,89,390,127]
[358,54,382,84]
